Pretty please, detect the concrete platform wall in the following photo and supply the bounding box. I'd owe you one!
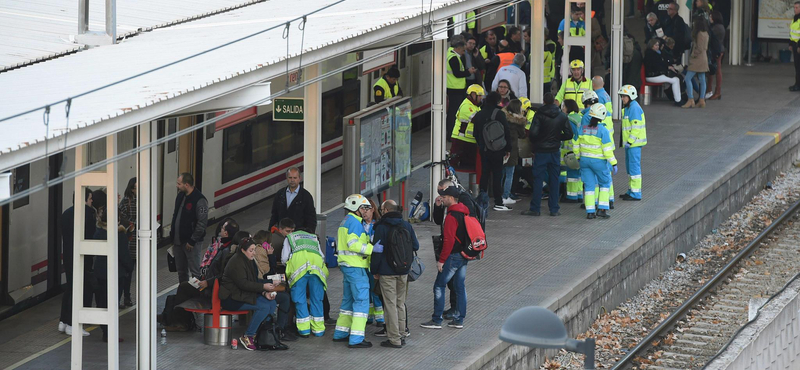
[475,103,800,370]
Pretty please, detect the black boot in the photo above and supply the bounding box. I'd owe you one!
[587,213,597,219]
[609,201,615,209]
[597,209,610,218]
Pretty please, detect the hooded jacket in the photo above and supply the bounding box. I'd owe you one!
[529,104,572,153]
[370,211,420,275]
[502,109,527,165]
[440,202,470,263]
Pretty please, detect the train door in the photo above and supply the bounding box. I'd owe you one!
[47,154,63,292]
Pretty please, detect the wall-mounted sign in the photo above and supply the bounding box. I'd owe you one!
[273,98,304,121]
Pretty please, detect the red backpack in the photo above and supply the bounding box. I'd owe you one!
[455,213,487,260]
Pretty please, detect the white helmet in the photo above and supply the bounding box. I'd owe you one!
[618,84,638,100]
[588,103,608,120]
[581,90,599,105]
[344,194,370,212]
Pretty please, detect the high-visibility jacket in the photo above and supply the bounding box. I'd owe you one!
[558,19,586,36]
[285,231,328,288]
[543,40,557,83]
[373,76,399,102]
[561,112,582,165]
[791,18,800,43]
[595,88,615,145]
[446,47,466,90]
[497,52,515,72]
[452,98,480,143]
[451,11,477,30]
[621,100,647,148]
[575,124,617,165]
[479,45,492,60]
[525,109,535,130]
[555,78,593,108]
[337,213,373,268]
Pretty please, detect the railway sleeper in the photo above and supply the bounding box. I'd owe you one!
[654,356,698,369]
[676,332,724,342]
[708,303,746,312]
[658,344,718,357]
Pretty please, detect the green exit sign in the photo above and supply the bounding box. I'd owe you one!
[273,98,304,121]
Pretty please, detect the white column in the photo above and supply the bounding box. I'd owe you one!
[453,13,466,35]
[72,135,119,369]
[610,0,624,119]
[561,0,593,85]
[530,0,545,104]
[430,37,447,203]
[730,0,742,65]
[304,64,322,210]
[137,121,157,369]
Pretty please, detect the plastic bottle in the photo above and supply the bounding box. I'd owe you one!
[160,329,167,345]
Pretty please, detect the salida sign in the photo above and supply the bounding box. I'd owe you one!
[273,98,304,121]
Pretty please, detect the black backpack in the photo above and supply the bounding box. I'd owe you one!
[707,28,723,58]
[255,314,289,350]
[385,224,414,274]
[482,109,507,152]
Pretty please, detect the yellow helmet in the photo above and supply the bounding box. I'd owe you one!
[466,84,486,96]
[519,97,532,111]
[588,103,608,120]
[344,194,371,212]
[569,60,584,69]
[618,84,638,100]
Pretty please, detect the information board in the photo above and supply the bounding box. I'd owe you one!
[358,108,393,195]
[392,100,413,184]
[758,0,795,39]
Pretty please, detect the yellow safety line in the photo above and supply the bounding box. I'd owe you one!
[746,131,781,144]
[5,282,180,370]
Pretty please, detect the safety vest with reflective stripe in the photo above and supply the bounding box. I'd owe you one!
[373,77,399,101]
[555,78,593,109]
[561,112,583,165]
[543,40,557,83]
[447,48,467,90]
[575,124,617,165]
[452,98,480,143]
[285,231,328,288]
[595,88,615,145]
[479,45,491,60]
[466,11,476,30]
[497,52,515,72]
[337,213,373,268]
[525,109,535,130]
[621,100,647,148]
[792,18,800,43]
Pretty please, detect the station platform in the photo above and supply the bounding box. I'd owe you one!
[3,63,800,370]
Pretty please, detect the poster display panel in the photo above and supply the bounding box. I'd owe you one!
[392,100,413,184]
[758,0,795,39]
[358,108,393,195]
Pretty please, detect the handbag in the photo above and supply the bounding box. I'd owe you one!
[255,314,289,350]
[167,246,177,272]
[407,252,425,282]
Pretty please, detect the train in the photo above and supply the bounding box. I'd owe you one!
[0,44,433,317]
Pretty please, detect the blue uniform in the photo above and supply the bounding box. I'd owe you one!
[574,124,617,213]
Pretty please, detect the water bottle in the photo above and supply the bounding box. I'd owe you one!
[160,329,166,345]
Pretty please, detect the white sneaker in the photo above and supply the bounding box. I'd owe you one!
[58,321,66,332]
[65,325,90,336]
[502,197,517,205]
[493,205,512,211]
[704,91,714,99]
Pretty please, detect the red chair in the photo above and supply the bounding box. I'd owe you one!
[640,65,663,105]
[184,280,249,344]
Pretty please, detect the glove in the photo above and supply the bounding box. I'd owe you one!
[613,165,618,175]
[372,242,384,253]
[624,142,631,149]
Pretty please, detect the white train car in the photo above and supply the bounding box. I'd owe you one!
[0,46,432,316]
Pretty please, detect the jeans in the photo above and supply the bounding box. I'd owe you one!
[334,266,370,345]
[530,152,561,213]
[222,295,277,336]
[480,150,506,206]
[501,165,515,199]
[433,254,468,323]
[291,275,326,336]
[174,241,204,283]
[685,71,706,100]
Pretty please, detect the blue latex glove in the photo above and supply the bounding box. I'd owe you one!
[613,165,618,175]
[624,142,631,149]
[372,242,384,253]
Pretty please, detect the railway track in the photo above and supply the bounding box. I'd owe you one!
[612,200,800,370]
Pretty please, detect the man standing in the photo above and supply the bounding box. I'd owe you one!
[447,40,477,140]
[333,194,383,348]
[593,76,616,206]
[464,35,486,87]
[169,173,208,283]
[421,185,470,330]
[282,229,328,338]
[491,40,517,73]
[523,93,573,217]
[450,84,485,169]
[492,53,528,98]
[371,200,419,348]
[506,26,523,53]
[790,1,800,91]
[373,67,403,103]
[480,30,498,85]
[662,2,688,61]
[555,60,593,108]
[269,167,317,233]
[618,85,647,201]
[58,190,95,337]
[471,91,513,211]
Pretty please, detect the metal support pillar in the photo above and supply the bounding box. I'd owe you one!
[730,0,742,65]
[137,121,157,369]
[610,0,624,118]
[530,0,545,104]
[304,64,322,210]
[430,36,447,204]
[561,0,592,87]
[72,136,119,369]
[76,0,116,45]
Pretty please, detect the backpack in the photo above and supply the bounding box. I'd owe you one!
[455,213,488,260]
[255,314,289,350]
[622,35,635,63]
[385,224,415,274]
[482,109,507,152]
[707,28,723,59]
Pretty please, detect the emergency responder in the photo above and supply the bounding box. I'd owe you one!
[543,28,558,95]
[618,85,647,201]
[593,76,616,207]
[373,67,402,104]
[575,103,617,219]
[333,194,383,348]
[450,84,485,169]
[555,60,593,108]
[790,1,800,91]
[282,230,328,337]
[561,99,583,203]
[447,41,477,140]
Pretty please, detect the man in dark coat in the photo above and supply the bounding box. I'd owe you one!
[269,167,317,233]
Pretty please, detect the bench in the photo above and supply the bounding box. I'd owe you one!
[184,280,249,346]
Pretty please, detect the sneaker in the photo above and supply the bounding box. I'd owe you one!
[348,340,373,348]
[374,327,388,337]
[520,210,540,216]
[620,194,641,201]
[610,201,615,210]
[587,213,597,219]
[705,91,714,99]
[493,205,512,211]
[58,321,66,333]
[402,329,411,338]
[240,335,257,351]
[443,310,455,320]
[502,197,517,205]
[380,340,403,348]
[65,325,90,337]
[597,209,610,219]
[420,320,442,329]
[447,320,464,329]
[541,193,550,200]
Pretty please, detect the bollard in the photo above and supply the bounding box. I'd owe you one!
[642,85,652,106]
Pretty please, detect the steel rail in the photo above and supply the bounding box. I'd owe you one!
[611,197,800,369]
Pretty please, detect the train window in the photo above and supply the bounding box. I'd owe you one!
[12,164,29,209]
[399,47,407,69]
[222,121,250,183]
[321,81,360,143]
[157,120,166,139]
[86,138,106,166]
[167,118,177,153]
[204,113,215,140]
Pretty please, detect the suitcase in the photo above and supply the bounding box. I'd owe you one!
[325,236,338,268]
